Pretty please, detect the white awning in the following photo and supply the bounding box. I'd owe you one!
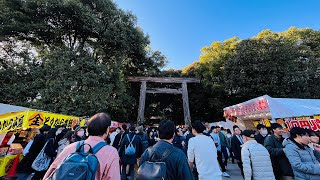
[224,95,320,119]
[0,103,32,115]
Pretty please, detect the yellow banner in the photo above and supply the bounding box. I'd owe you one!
[0,112,25,133]
[23,111,80,129]
[0,110,84,132]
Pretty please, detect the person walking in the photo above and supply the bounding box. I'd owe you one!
[113,124,128,150]
[32,128,59,180]
[226,129,235,164]
[264,123,294,180]
[136,125,149,154]
[217,126,230,168]
[241,130,275,180]
[72,126,86,142]
[283,127,320,180]
[231,125,245,177]
[16,125,50,180]
[139,120,194,180]
[211,126,230,177]
[110,127,120,146]
[44,113,120,180]
[188,121,222,180]
[57,130,73,155]
[118,125,142,180]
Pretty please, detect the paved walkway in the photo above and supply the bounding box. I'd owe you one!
[223,162,243,180]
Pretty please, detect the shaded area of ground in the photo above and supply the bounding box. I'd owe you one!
[223,162,243,180]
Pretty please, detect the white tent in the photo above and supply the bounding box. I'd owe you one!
[224,95,320,120]
[0,103,32,115]
[223,95,320,130]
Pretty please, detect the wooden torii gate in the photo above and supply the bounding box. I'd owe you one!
[128,77,200,126]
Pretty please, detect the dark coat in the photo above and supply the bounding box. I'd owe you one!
[112,132,122,149]
[113,130,128,150]
[172,135,183,150]
[148,137,156,147]
[139,140,194,180]
[264,135,294,178]
[136,132,149,153]
[231,135,243,161]
[185,133,194,150]
[119,132,142,165]
[44,138,57,158]
[255,133,266,145]
[16,134,46,174]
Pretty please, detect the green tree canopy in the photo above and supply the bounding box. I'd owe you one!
[0,0,166,120]
[182,27,320,121]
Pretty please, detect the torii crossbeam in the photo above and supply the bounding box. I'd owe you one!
[128,77,200,126]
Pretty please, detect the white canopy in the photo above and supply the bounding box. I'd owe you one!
[0,103,32,115]
[223,95,320,120]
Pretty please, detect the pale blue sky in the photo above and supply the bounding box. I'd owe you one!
[115,0,320,69]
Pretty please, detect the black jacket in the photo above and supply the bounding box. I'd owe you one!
[119,132,142,165]
[16,133,46,174]
[255,133,267,145]
[186,133,195,148]
[172,135,183,150]
[264,135,294,178]
[113,130,128,150]
[139,140,194,180]
[231,135,243,161]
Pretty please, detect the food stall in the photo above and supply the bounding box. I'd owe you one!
[0,103,85,176]
[223,95,320,132]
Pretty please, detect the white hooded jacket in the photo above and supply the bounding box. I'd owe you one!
[241,140,275,180]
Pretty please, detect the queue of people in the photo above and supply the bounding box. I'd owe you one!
[9,113,320,180]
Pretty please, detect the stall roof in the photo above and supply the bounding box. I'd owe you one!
[0,103,32,114]
[224,95,320,119]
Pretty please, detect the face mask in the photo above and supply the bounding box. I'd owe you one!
[227,134,232,138]
[77,131,84,137]
[261,130,268,136]
[282,132,290,139]
[116,129,121,133]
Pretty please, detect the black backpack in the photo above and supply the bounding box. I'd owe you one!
[136,146,174,180]
[140,134,149,153]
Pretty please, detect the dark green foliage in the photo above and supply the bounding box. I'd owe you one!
[0,0,166,120]
[183,28,320,122]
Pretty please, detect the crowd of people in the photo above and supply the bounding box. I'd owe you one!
[11,112,320,180]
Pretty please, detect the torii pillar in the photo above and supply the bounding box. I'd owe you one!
[128,77,200,126]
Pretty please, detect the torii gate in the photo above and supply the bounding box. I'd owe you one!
[128,77,200,126]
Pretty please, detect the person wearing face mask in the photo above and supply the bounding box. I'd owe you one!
[255,124,268,145]
[284,127,320,180]
[73,126,86,142]
[110,127,121,146]
[308,130,320,152]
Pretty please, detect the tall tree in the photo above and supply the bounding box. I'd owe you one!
[0,0,166,119]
